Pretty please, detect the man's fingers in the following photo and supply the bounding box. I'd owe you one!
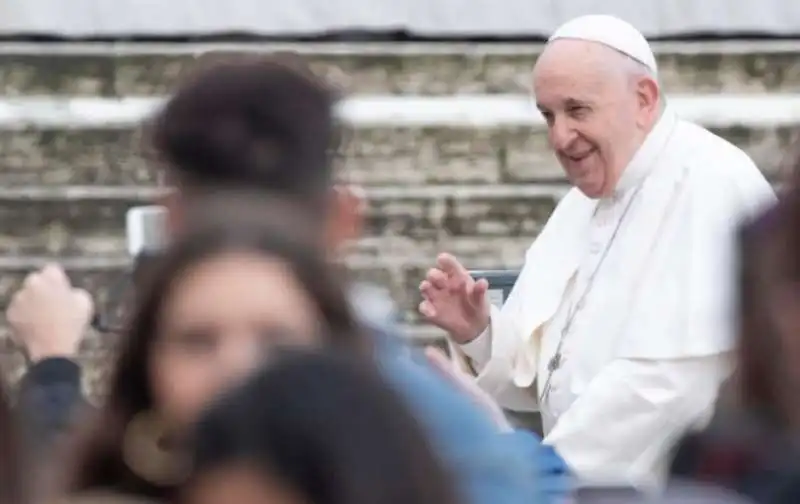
[436,253,467,277]
[470,278,489,306]
[461,277,487,309]
[425,268,448,290]
[419,280,432,295]
[424,346,450,369]
[424,347,460,383]
[418,300,436,319]
[419,280,440,302]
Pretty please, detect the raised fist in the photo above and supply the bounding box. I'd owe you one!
[7,264,93,361]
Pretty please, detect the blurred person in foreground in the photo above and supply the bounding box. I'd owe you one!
[27,55,549,502]
[147,52,552,504]
[419,14,776,489]
[668,152,800,502]
[0,372,31,504]
[57,207,369,501]
[570,482,754,504]
[60,494,161,504]
[6,265,93,456]
[181,349,462,504]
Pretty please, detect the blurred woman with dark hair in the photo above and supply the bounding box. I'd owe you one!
[57,198,369,501]
[41,52,543,504]
[668,147,800,503]
[144,51,545,504]
[181,349,462,504]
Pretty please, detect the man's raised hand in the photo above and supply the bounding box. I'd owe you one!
[418,253,490,344]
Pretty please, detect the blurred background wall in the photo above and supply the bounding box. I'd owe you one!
[0,1,797,391]
[2,0,800,39]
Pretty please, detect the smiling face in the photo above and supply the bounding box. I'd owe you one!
[533,39,659,198]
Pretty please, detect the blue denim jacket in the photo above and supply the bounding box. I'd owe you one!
[377,330,573,503]
[377,342,536,504]
[352,284,568,503]
[512,430,574,502]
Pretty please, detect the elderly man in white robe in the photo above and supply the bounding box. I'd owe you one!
[418,15,776,489]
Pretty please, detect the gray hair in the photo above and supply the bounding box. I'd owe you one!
[617,51,657,82]
[615,51,665,106]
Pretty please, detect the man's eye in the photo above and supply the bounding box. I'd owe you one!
[568,106,588,117]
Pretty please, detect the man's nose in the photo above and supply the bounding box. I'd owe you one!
[549,117,577,151]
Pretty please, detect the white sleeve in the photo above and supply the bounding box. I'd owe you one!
[543,353,732,488]
[457,305,497,367]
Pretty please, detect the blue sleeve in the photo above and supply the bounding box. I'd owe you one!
[377,352,542,504]
[505,430,574,502]
[17,357,87,457]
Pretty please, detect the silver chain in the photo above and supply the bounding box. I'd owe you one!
[538,183,646,405]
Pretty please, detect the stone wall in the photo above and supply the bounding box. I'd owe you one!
[0,41,796,390]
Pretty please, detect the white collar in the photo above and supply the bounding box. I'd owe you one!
[613,105,678,197]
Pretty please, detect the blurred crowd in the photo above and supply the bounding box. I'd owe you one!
[0,22,798,504]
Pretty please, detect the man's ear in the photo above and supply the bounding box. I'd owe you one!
[326,185,365,249]
[636,76,660,126]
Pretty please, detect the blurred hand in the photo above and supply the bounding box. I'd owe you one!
[418,253,490,344]
[425,347,512,432]
[7,264,93,361]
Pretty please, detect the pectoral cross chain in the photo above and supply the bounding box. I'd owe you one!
[546,325,569,373]
[547,352,562,372]
[538,184,647,405]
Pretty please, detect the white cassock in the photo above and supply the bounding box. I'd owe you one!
[451,105,776,488]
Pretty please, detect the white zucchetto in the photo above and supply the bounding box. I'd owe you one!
[549,15,658,75]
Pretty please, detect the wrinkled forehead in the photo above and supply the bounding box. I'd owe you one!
[532,39,626,106]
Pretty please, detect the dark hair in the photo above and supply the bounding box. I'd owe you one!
[62,198,368,499]
[0,379,28,504]
[148,53,341,216]
[184,349,461,504]
[735,146,800,428]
